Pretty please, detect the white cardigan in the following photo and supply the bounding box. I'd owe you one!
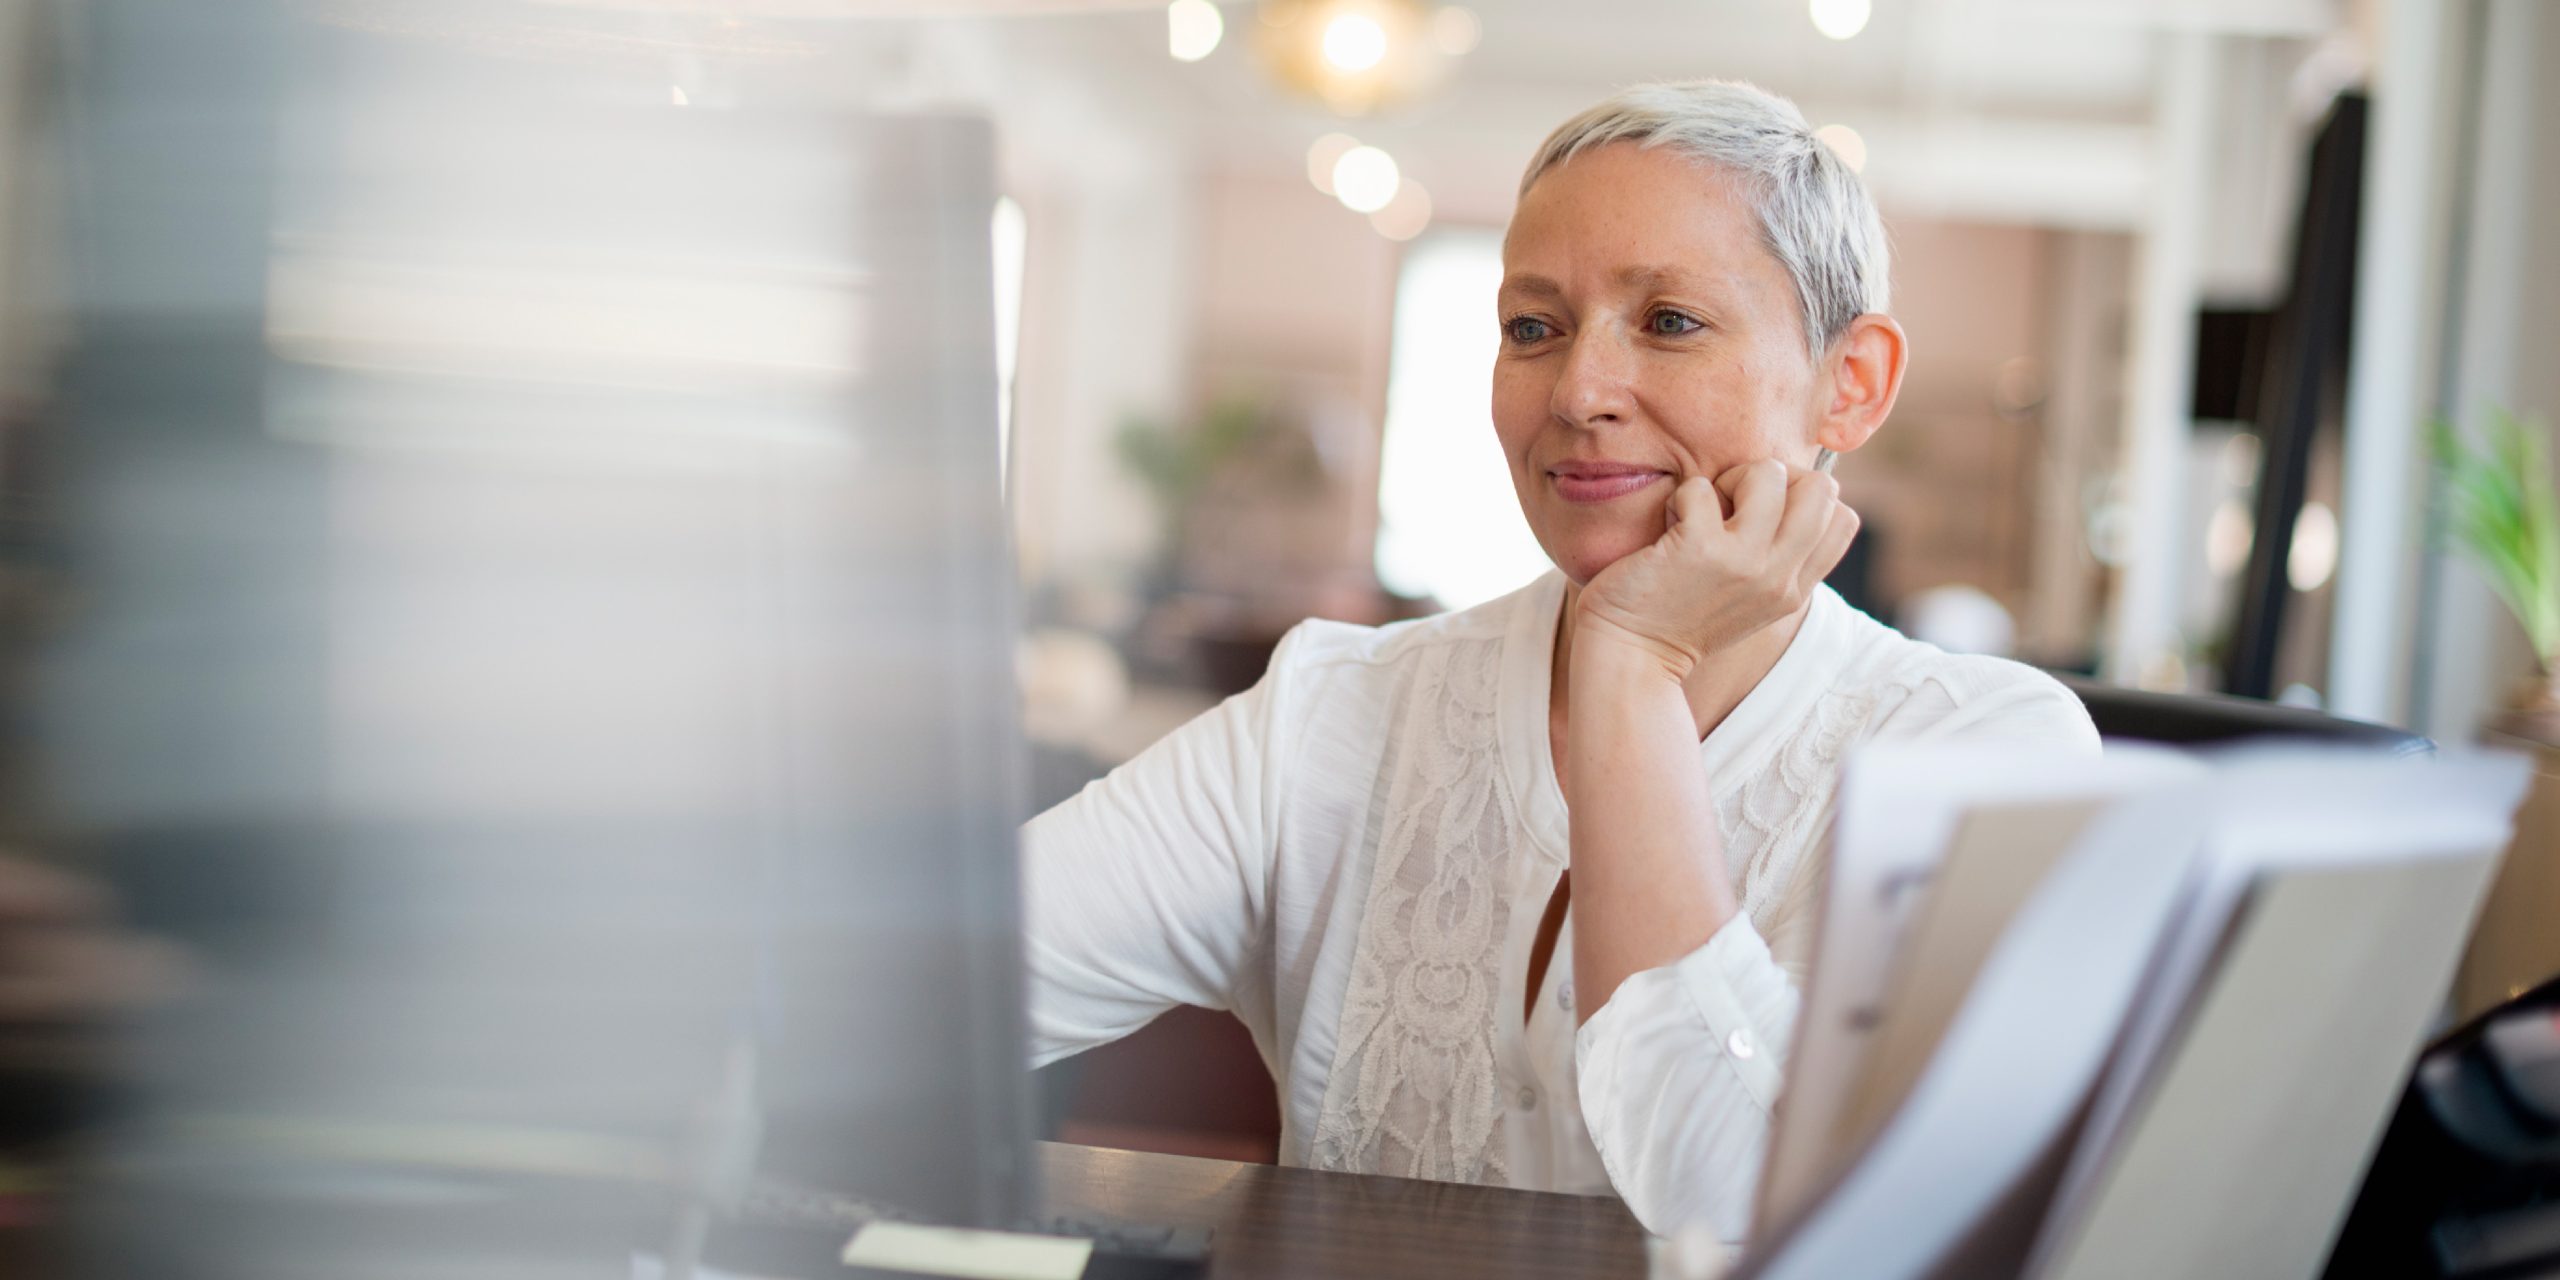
[1023,571,2098,1242]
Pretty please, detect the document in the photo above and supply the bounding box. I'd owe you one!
[2027,749,2523,1280]
[1737,786,2214,1280]
[1737,745,2530,1280]
[1829,797,2112,1170]
[1756,742,2203,1236]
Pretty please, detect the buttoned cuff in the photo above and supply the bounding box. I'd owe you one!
[1664,913,1790,1109]
[1578,914,1793,1112]
[1573,913,1800,1241]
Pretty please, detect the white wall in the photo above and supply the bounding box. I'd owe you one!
[2328,0,2470,725]
[2414,0,2560,741]
[900,18,1200,596]
[1004,160,1196,590]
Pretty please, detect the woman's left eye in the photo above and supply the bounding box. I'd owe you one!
[1648,310,1703,336]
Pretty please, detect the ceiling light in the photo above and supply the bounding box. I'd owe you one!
[1370,179,1432,240]
[1322,12,1389,71]
[1169,0,1225,61]
[1331,145,1400,213]
[1429,6,1479,56]
[1814,123,1866,173]
[1809,0,1870,41]
[1254,0,1454,115]
[1307,132,1360,195]
[1254,0,1450,116]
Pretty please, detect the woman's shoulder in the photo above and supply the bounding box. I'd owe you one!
[1264,574,1547,682]
[1819,593,2098,748]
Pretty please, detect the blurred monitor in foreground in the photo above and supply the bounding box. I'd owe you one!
[32,2,1030,1274]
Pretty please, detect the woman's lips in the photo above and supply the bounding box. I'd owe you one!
[1549,465,1670,504]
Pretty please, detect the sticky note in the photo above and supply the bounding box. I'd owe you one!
[840,1222,1094,1280]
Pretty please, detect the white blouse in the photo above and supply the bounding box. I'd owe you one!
[1022,571,2098,1243]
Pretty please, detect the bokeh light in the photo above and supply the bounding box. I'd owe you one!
[1810,0,1871,41]
[1815,122,1867,173]
[1332,145,1401,213]
[1169,0,1225,62]
[1322,12,1389,71]
[1370,179,1432,240]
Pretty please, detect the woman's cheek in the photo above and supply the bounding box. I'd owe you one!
[1490,365,1542,422]
[1489,391,1546,471]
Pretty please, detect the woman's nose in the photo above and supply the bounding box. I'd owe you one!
[1550,326,1637,428]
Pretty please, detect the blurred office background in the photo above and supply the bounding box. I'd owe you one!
[882,0,2560,776]
[0,0,2556,1175]
[836,0,2547,1162]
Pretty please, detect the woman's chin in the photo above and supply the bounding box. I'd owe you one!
[1546,531,1658,587]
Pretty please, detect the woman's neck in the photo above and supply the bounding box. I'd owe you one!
[1548,580,1812,748]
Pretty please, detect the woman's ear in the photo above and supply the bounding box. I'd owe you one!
[1814,313,1908,456]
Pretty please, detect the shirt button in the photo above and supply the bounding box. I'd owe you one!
[1727,1029,1757,1061]
[1557,981,1575,1012]
[1517,1086,1538,1111]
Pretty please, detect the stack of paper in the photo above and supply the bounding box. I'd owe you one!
[1733,745,2528,1280]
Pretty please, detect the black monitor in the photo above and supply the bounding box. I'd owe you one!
[37,2,1033,1273]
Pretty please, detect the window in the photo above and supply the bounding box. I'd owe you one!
[1374,230,1550,611]
[992,194,1027,487]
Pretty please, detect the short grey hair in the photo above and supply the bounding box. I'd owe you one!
[1519,80,1890,359]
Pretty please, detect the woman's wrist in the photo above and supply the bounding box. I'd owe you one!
[1571,605,1701,686]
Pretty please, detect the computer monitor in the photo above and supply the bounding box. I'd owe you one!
[37,2,1033,1272]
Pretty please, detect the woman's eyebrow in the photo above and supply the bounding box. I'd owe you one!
[1498,274,1563,300]
[1499,267,1715,300]
[1615,264,1706,292]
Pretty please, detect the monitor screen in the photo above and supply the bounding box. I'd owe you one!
[36,2,1032,1271]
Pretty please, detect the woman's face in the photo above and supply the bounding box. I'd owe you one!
[1493,142,1831,586]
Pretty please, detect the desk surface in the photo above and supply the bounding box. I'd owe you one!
[1039,1142,1648,1280]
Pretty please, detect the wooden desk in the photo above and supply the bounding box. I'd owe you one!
[0,1143,1648,1277]
[1040,1142,1648,1280]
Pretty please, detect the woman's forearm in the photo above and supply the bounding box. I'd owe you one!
[1565,631,1740,1025]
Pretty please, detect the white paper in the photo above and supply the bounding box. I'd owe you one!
[1743,744,2533,1280]
[2024,747,2530,1278]
[1736,785,2214,1279]
[840,1222,1096,1280]
[1758,740,2204,1233]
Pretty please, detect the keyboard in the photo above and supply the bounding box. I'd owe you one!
[1027,1214,1212,1278]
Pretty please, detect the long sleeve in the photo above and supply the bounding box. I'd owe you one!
[1574,914,1795,1241]
[1020,629,1300,1069]
[1571,668,2099,1241]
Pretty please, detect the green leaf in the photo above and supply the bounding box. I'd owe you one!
[2432,407,2560,665]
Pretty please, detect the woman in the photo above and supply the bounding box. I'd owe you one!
[1022,79,2097,1245]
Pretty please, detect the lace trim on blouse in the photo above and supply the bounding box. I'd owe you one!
[1726,681,1915,920]
[1309,637,1519,1184]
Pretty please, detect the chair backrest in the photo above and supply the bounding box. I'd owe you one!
[2051,674,2435,757]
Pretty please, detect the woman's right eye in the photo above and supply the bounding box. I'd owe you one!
[1504,316,1553,344]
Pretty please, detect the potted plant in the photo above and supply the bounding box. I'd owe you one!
[1113,396,1338,692]
[2433,407,2560,743]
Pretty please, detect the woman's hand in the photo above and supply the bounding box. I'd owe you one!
[1572,458,1859,681]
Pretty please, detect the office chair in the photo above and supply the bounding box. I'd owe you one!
[2050,673,2435,757]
